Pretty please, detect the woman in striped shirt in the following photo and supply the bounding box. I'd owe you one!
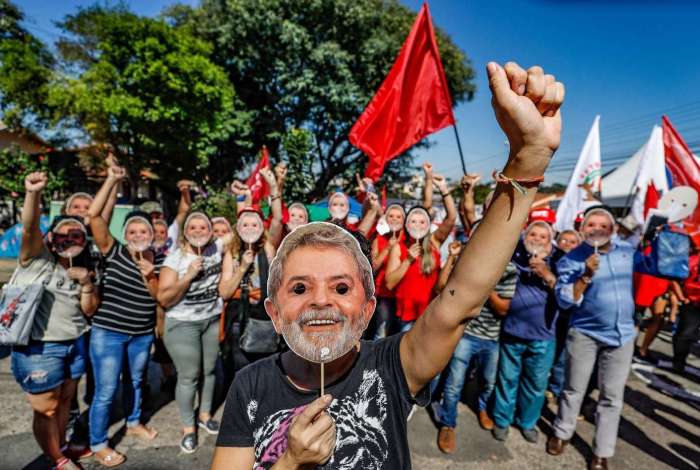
[87,164,159,467]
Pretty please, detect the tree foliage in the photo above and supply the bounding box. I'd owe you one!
[171,0,475,198]
[0,0,54,129]
[46,4,251,192]
[0,146,66,201]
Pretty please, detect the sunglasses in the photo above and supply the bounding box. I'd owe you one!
[53,229,86,247]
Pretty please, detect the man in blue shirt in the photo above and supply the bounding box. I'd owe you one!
[547,207,637,470]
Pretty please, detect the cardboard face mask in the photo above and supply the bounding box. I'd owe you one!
[236,212,264,244]
[124,217,154,253]
[53,223,88,259]
[405,208,431,241]
[658,186,698,223]
[328,193,350,221]
[275,223,368,365]
[184,213,212,248]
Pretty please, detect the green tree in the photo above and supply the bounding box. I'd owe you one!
[171,0,475,199]
[279,128,316,202]
[0,0,55,129]
[48,4,252,195]
[0,146,66,201]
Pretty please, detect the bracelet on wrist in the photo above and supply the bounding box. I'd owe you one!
[492,170,544,195]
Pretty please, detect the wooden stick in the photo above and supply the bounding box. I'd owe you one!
[321,362,325,397]
[69,255,73,269]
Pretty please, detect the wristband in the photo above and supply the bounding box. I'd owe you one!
[492,170,544,195]
[440,191,450,198]
[81,288,94,294]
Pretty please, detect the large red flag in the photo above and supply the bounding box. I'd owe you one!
[349,3,455,181]
[663,115,700,223]
[643,182,659,219]
[246,146,270,204]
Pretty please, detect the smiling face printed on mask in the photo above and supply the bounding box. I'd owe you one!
[405,208,431,241]
[385,205,405,234]
[212,218,232,239]
[51,219,88,259]
[66,194,93,218]
[581,211,615,248]
[523,222,553,257]
[184,213,212,248]
[124,217,154,253]
[236,212,264,244]
[287,203,309,232]
[265,223,376,364]
[328,193,350,221]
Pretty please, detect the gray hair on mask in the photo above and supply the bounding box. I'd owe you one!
[267,222,375,303]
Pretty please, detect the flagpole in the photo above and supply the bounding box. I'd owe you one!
[452,123,467,175]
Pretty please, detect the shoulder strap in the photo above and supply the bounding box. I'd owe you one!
[258,250,269,300]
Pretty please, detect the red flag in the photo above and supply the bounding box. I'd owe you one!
[349,3,455,181]
[643,182,659,219]
[663,115,700,223]
[246,146,270,204]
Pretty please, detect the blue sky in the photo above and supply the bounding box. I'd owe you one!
[15,0,700,184]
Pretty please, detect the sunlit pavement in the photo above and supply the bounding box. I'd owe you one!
[1,326,698,469]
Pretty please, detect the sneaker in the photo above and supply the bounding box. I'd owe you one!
[492,425,509,441]
[198,418,220,435]
[180,433,198,454]
[437,427,456,454]
[520,427,539,443]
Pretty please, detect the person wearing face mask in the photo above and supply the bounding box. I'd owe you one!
[385,177,457,333]
[157,210,226,454]
[86,164,160,466]
[546,229,583,404]
[368,204,406,340]
[548,206,640,470]
[219,208,279,377]
[491,221,563,444]
[327,191,380,238]
[11,173,99,470]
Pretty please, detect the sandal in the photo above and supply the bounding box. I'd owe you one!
[63,443,93,461]
[53,457,82,470]
[126,424,159,440]
[94,449,126,468]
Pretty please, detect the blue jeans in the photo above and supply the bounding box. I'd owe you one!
[11,335,87,394]
[89,326,154,451]
[548,345,567,396]
[492,334,556,430]
[438,333,499,428]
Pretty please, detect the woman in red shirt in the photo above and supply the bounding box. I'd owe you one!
[385,176,456,331]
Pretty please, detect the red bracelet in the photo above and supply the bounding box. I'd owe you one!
[492,171,544,194]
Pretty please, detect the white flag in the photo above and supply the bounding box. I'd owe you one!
[554,116,602,232]
[630,126,668,225]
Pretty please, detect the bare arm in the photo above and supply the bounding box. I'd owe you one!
[19,172,47,265]
[488,292,511,316]
[174,181,193,228]
[262,168,284,249]
[371,237,394,273]
[100,184,119,224]
[210,447,255,470]
[437,253,458,291]
[157,262,201,308]
[357,192,381,237]
[88,165,125,254]
[385,243,420,290]
[219,251,252,300]
[431,175,457,245]
[459,174,481,231]
[400,61,565,396]
[422,162,433,210]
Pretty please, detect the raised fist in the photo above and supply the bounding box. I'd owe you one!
[25,172,48,193]
[260,167,277,188]
[367,192,380,210]
[432,174,448,193]
[177,180,194,192]
[448,241,462,257]
[274,163,288,182]
[461,173,481,190]
[487,62,564,175]
[231,181,250,196]
[107,164,126,182]
[422,162,433,178]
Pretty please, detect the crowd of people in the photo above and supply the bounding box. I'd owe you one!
[4,61,699,470]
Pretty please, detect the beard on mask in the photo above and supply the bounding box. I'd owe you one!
[278,307,366,363]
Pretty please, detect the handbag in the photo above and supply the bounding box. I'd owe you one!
[634,225,690,280]
[238,251,280,354]
[0,265,45,346]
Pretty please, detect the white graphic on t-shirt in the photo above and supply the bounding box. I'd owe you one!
[247,399,258,424]
[250,369,388,469]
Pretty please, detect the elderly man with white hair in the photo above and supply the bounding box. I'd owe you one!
[548,206,638,470]
[210,60,565,470]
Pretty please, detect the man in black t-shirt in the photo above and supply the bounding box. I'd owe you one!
[211,61,565,469]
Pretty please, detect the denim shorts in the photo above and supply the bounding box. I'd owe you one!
[11,335,87,394]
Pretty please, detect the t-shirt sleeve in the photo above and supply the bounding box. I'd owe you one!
[375,333,431,410]
[167,221,180,246]
[216,373,255,447]
[495,263,518,299]
[162,250,181,273]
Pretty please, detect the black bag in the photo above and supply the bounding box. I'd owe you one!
[237,251,280,354]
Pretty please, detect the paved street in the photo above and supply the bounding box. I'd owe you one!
[1,326,699,470]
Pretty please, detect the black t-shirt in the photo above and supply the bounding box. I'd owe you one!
[216,332,429,469]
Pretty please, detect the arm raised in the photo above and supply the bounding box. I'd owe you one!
[400,61,565,395]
